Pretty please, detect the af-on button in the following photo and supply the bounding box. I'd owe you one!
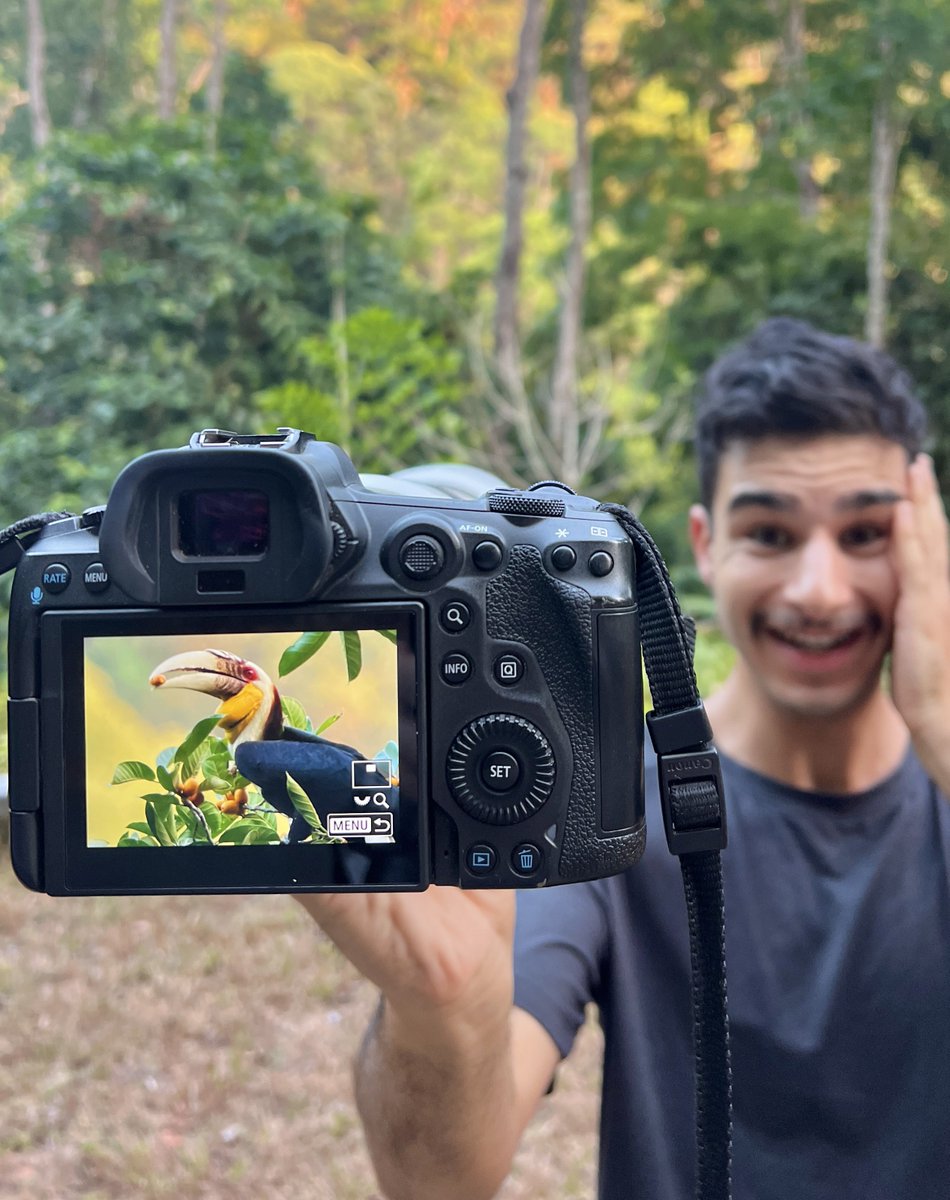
[472,540,503,571]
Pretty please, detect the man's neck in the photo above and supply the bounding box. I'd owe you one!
[703,670,910,795]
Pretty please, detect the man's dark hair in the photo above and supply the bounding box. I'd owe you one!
[694,317,929,507]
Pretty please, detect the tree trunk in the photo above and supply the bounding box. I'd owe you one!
[549,0,591,486]
[158,0,179,120]
[782,0,820,219]
[206,0,228,152]
[865,90,903,348]
[494,0,547,400]
[25,0,52,149]
[330,229,352,454]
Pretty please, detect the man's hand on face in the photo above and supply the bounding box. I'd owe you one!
[890,454,950,784]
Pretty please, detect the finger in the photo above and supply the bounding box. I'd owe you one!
[909,455,949,578]
[892,497,925,586]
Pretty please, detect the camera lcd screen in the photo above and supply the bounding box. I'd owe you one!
[47,607,424,892]
[178,489,269,557]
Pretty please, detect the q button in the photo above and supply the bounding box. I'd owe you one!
[440,600,472,633]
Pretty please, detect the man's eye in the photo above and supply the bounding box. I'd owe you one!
[840,523,889,550]
[746,525,793,549]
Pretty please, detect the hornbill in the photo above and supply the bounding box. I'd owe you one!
[148,648,383,843]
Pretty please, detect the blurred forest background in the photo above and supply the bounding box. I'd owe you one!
[3,0,949,567]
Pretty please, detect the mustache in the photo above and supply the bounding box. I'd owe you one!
[755,609,880,636]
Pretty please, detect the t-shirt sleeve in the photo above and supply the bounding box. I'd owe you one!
[512,881,609,1060]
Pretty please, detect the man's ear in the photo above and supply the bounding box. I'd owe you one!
[688,504,714,588]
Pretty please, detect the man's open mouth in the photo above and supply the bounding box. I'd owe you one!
[764,626,865,653]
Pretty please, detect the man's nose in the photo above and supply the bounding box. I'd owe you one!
[782,531,852,613]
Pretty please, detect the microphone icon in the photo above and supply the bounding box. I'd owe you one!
[30,586,43,606]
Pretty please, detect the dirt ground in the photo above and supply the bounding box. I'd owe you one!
[0,854,602,1200]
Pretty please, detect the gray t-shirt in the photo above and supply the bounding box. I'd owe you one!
[514,745,950,1200]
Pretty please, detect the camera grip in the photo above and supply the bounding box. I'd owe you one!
[486,546,645,882]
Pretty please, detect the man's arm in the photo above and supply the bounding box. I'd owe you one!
[891,454,950,792]
[355,1001,559,1200]
[295,889,561,1200]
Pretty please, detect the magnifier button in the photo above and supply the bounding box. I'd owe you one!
[440,600,472,632]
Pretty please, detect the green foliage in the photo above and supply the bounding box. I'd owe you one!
[692,625,736,699]
[256,306,472,472]
[0,62,402,524]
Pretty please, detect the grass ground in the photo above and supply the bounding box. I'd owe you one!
[0,854,601,1200]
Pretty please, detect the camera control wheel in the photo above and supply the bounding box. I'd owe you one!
[446,714,555,825]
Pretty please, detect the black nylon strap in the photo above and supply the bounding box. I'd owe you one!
[0,512,76,576]
[600,501,733,1200]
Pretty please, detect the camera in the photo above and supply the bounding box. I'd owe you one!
[6,428,645,895]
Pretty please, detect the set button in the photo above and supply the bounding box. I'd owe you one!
[480,750,521,792]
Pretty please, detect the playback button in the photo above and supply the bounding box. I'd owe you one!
[466,844,497,875]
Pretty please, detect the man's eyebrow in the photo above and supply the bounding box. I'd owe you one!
[726,491,797,514]
[834,489,903,511]
[725,487,905,515]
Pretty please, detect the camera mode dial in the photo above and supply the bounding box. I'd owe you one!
[446,714,555,826]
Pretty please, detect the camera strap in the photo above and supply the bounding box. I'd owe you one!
[599,502,732,1200]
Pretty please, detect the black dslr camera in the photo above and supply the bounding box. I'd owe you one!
[6,429,646,895]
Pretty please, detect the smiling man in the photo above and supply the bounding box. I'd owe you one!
[298,318,950,1200]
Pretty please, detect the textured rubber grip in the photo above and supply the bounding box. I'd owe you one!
[486,545,645,881]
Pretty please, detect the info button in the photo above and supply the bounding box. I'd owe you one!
[440,653,473,686]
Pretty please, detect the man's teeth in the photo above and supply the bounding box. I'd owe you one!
[769,629,860,651]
